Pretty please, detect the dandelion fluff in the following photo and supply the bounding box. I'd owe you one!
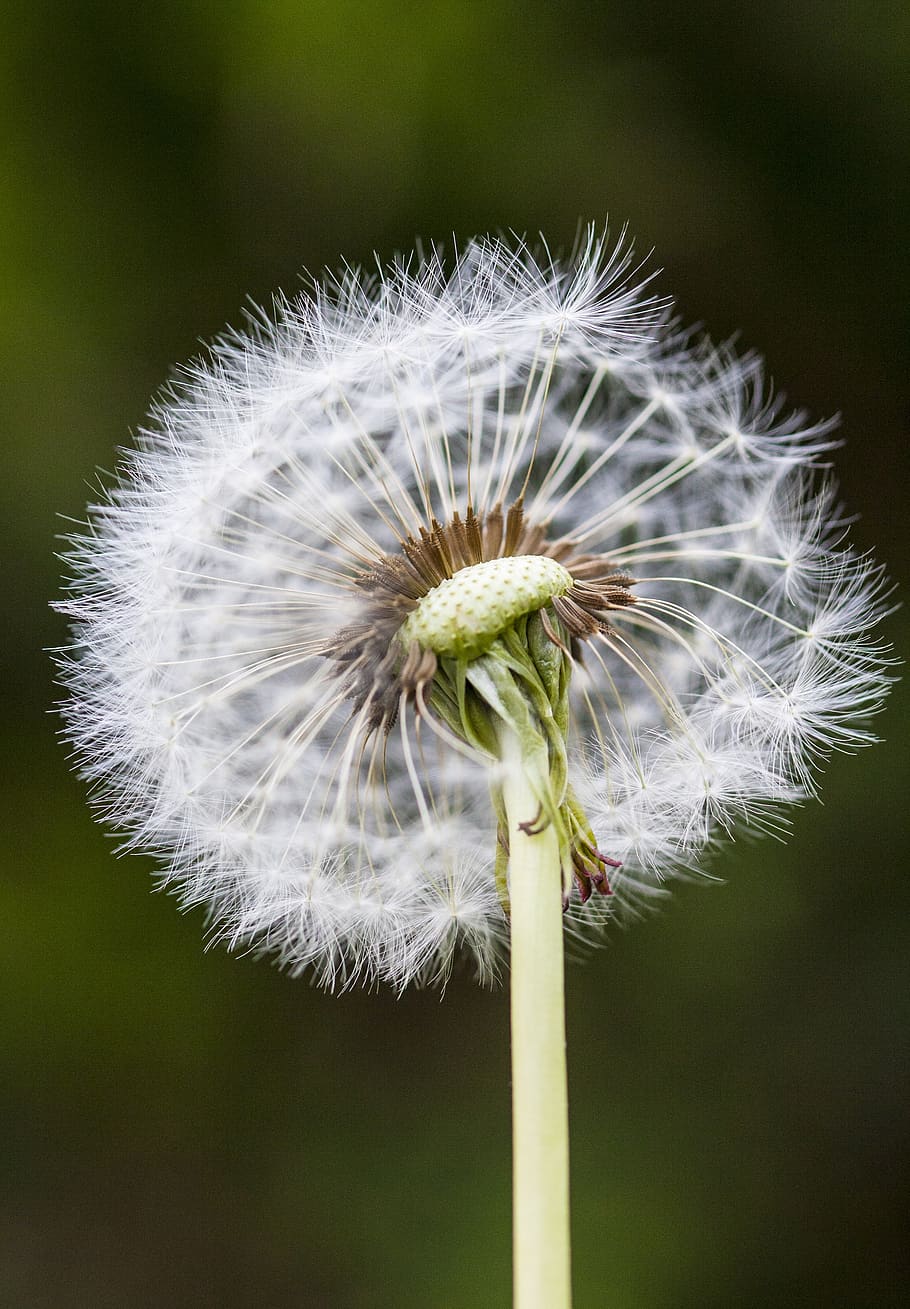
[57,230,893,988]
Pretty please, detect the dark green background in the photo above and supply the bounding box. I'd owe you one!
[2,2,908,1305]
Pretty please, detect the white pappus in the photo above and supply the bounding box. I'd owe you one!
[57,229,893,989]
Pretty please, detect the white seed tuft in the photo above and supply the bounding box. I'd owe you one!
[55,228,894,988]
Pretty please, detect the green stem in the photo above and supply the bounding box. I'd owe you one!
[502,726,573,1309]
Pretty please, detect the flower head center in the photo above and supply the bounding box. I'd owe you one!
[400,555,574,660]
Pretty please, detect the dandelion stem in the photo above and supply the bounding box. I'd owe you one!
[502,727,573,1309]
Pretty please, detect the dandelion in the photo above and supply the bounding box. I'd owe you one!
[58,229,892,1308]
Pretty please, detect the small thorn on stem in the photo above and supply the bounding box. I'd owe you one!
[517,803,549,837]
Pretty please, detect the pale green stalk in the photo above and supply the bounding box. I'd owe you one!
[501,726,573,1309]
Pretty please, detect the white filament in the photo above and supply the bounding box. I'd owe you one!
[57,229,893,988]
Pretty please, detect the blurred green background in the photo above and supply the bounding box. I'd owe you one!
[2,2,908,1305]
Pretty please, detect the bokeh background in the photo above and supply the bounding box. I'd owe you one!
[2,2,908,1305]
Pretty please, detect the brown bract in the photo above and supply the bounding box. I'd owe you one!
[324,499,636,734]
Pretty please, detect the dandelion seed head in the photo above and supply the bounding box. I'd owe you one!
[57,227,893,988]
